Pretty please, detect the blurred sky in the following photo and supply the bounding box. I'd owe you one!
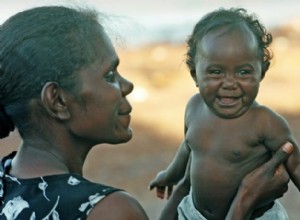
[1,0,300,46]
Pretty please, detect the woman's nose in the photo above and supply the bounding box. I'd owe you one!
[120,75,134,96]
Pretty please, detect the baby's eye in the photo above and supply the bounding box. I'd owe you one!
[104,71,116,83]
[236,69,253,77]
[208,69,222,75]
[207,69,224,78]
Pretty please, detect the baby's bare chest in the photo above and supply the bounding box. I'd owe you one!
[186,109,272,216]
[185,116,267,163]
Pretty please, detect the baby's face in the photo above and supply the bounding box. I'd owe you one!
[194,27,263,118]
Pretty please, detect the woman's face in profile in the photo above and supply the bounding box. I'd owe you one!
[67,31,134,146]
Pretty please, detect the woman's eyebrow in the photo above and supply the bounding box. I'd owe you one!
[110,58,120,69]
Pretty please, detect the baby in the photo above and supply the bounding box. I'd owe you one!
[150,8,300,220]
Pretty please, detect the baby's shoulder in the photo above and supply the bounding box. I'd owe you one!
[186,94,203,109]
[251,103,278,116]
[185,94,203,116]
[250,103,287,125]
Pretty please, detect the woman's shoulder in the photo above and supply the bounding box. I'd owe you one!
[87,191,149,220]
[65,174,121,195]
[0,161,128,219]
[51,175,149,219]
[49,175,149,219]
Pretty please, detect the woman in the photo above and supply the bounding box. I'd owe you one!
[0,5,292,219]
[0,6,148,219]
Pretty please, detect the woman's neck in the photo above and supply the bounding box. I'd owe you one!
[10,142,84,179]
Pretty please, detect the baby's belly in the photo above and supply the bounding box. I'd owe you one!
[190,153,270,220]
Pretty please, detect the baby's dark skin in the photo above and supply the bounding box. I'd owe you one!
[187,95,294,219]
[185,28,300,219]
[150,25,300,220]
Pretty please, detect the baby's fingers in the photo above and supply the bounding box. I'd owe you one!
[156,186,166,199]
[149,179,159,190]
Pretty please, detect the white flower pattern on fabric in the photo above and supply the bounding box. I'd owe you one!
[39,177,50,201]
[30,212,36,220]
[0,196,29,220]
[5,175,21,185]
[0,152,118,220]
[41,196,60,220]
[68,176,80,186]
[78,193,105,215]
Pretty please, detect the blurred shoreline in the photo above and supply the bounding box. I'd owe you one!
[1,1,300,47]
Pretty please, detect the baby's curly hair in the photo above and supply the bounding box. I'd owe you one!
[186,8,273,79]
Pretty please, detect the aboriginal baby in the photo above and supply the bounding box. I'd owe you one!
[150,7,300,220]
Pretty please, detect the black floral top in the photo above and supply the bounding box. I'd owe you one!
[0,152,121,220]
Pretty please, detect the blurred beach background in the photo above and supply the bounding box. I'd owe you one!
[1,0,300,219]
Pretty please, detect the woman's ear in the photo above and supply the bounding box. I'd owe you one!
[41,82,71,120]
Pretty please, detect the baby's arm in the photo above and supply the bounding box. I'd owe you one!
[149,140,190,199]
[149,96,197,199]
[262,108,300,190]
[158,159,191,220]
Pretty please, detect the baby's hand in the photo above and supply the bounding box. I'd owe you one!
[149,170,174,199]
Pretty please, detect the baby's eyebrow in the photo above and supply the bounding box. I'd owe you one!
[236,64,254,69]
[206,64,225,69]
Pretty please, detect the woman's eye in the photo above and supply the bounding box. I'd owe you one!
[104,71,116,83]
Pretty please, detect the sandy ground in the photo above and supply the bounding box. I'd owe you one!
[1,27,300,219]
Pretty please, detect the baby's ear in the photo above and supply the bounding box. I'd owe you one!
[41,82,71,120]
[190,70,199,87]
[261,61,270,80]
